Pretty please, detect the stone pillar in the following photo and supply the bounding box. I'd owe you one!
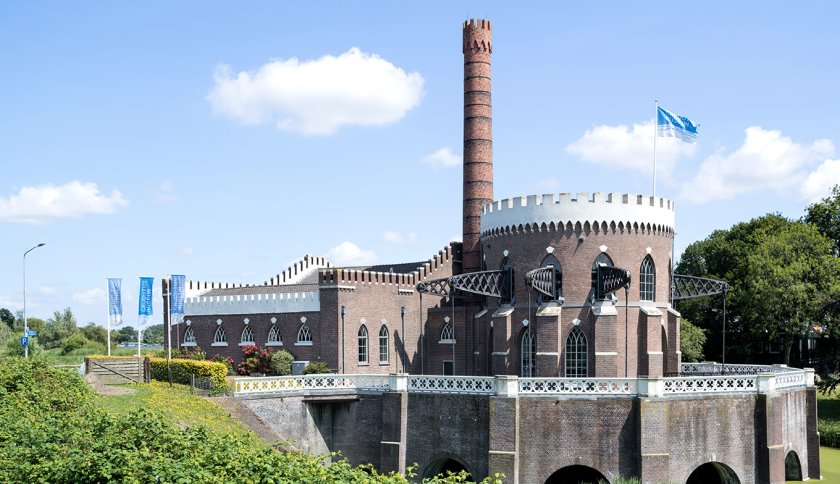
[488,376,518,483]
[638,397,671,483]
[666,308,681,375]
[379,379,408,474]
[491,306,514,375]
[535,305,561,376]
[639,307,664,377]
[756,387,786,483]
[592,301,618,377]
[805,385,822,479]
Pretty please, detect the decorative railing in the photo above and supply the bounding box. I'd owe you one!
[235,374,390,395]
[519,378,636,395]
[663,375,757,394]
[775,370,807,390]
[407,376,496,395]
[681,362,801,375]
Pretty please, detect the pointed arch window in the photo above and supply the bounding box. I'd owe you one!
[212,326,227,346]
[538,254,563,304]
[379,325,389,363]
[240,325,254,345]
[296,324,313,346]
[640,255,655,301]
[590,252,615,300]
[565,327,588,377]
[440,321,454,343]
[183,327,196,346]
[267,324,283,346]
[358,325,369,364]
[521,328,535,377]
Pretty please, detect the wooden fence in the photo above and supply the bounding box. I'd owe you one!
[85,356,150,384]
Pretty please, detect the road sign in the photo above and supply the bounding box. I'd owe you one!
[27,330,37,337]
[20,336,28,347]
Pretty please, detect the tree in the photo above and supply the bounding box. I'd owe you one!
[680,318,707,362]
[80,323,108,345]
[142,324,164,345]
[805,184,840,253]
[0,308,14,330]
[39,308,79,349]
[113,326,137,344]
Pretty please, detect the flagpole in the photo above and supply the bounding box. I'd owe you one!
[106,278,111,356]
[653,99,658,197]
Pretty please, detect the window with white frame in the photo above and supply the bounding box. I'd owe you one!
[183,327,196,346]
[640,255,655,301]
[358,325,369,364]
[240,325,254,345]
[296,324,312,345]
[212,326,227,346]
[267,325,282,346]
[440,321,454,343]
[379,325,389,363]
[521,328,535,377]
[565,327,588,377]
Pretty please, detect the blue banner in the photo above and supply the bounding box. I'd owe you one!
[170,274,185,322]
[138,277,154,327]
[107,278,123,327]
[657,106,699,143]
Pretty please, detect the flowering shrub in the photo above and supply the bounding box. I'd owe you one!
[210,354,234,374]
[181,347,206,360]
[149,357,227,394]
[236,344,272,376]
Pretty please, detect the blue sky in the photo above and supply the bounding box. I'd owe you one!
[2,1,839,329]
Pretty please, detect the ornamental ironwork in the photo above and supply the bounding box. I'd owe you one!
[672,274,729,301]
[525,265,556,299]
[596,265,631,299]
[416,277,452,297]
[416,268,513,301]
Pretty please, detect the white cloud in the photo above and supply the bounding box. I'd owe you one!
[325,241,378,266]
[178,246,195,256]
[207,48,424,135]
[801,158,840,203]
[422,147,460,170]
[72,288,106,306]
[154,181,179,205]
[679,127,834,204]
[0,296,21,309]
[383,231,417,245]
[566,119,697,179]
[39,286,58,296]
[0,181,128,224]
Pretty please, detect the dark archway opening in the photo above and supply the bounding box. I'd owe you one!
[545,465,608,484]
[424,458,471,481]
[785,451,803,481]
[687,462,740,484]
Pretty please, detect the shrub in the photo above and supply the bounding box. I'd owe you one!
[303,361,332,375]
[149,357,228,395]
[268,350,295,376]
[61,333,90,355]
[210,353,234,374]
[236,344,273,376]
[3,332,40,357]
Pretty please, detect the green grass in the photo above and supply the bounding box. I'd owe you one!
[36,345,146,365]
[97,381,259,441]
[818,447,840,483]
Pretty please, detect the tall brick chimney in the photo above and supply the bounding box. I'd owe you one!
[462,18,493,274]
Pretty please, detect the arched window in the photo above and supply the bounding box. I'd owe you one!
[565,327,588,377]
[296,324,312,345]
[521,328,535,377]
[240,325,254,345]
[213,326,227,346]
[358,325,369,363]
[267,325,282,346]
[590,252,614,300]
[440,321,454,343]
[537,254,563,303]
[640,255,655,301]
[379,325,389,363]
[183,327,196,346]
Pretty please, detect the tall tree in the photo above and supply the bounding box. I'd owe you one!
[805,184,840,253]
[0,308,14,330]
[39,308,79,349]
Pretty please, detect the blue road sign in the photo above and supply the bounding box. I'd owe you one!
[27,330,37,337]
[20,336,28,347]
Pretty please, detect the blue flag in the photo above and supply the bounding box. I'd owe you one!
[107,278,123,327]
[657,106,699,143]
[138,277,154,328]
[170,274,185,324]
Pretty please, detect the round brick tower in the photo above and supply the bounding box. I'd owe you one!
[462,18,493,274]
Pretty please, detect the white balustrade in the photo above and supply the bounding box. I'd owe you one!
[235,374,389,395]
[407,375,497,395]
[775,370,807,390]
[519,378,636,395]
[663,375,756,394]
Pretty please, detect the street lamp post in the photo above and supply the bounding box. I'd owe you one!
[23,243,46,359]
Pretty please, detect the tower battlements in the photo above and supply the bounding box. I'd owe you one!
[481,192,676,237]
[463,19,492,54]
[318,244,455,289]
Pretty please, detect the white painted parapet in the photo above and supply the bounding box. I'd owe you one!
[481,192,675,236]
[185,291,320,316]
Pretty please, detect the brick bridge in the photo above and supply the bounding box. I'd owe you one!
[233,363,820,484]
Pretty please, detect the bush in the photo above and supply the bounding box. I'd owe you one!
[236,345,273,376]
[210,353,234,374]
[3,331,40,357]
[149,357,228,395]
[61,332,90,355]
[303,361,332,375]
[267,350,295,376]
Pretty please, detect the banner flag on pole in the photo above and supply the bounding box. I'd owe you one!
[107,278,123,327]
[138,277,154,329]
[170,274,186,325]
[657,106,699,143]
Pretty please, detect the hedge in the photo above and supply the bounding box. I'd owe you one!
[149,357,227,395]
[821,419,840,448]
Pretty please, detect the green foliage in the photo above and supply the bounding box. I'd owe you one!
[236,344,273,375]
[303,360,332,374]
[61,332,90,355]
[819,394,840,448]
[0,308,14,330]
[39,307,79,349]
[3,331,40,357]
[805,184,840,252]
[149,357,228,395]
[142,324,164,345]
[268,349,295,376]
[80,322,108,345]
[113,325,137,344]
[210,353,234,374]
[680,318,707,362]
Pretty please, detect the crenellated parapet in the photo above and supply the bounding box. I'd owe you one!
[319,244,456,290]
[263,254,331,286]
[184,291,319,316]
[481,192,676,238]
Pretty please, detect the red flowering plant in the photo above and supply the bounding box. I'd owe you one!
[236,344,273,376]
[210,354,235,375]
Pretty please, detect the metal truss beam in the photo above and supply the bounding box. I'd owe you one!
[417,268,512,301]
[525,265,556,299]
[597,265,632,299]
[672,274,729,301]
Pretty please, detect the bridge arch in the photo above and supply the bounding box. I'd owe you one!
[686,461,740,484]
[785,450,802,481]
[545,464,608,484]
[423,456,472,480]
